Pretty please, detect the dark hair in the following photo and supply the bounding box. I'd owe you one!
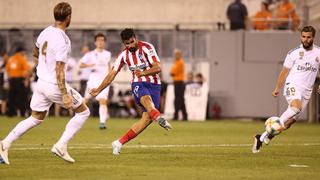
[301,26,316,37]
[54,2,72,21]
[94,33,106,41]
[120,28,135,41]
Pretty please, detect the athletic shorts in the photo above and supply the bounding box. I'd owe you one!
[131,82,161,112]
[283,83,311,118]
[84,79,109,101]
[30,79,83,112]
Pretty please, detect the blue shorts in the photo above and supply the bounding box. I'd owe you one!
[131,82,161,112]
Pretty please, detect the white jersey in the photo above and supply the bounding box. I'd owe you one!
[80,49,111,82]
[35,26,71,84]
[284,44,320,90]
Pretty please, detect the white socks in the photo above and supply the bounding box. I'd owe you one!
[260,131,268,142]
[2,116,42,149]
[279,106,300,126]
[57,109,90,146]
[99,105,108,124]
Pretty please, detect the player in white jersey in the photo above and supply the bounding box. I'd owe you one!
[80,33,111,129]
[0,2,90,164]
[252,26,320,153]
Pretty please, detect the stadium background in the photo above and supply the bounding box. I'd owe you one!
[0,0,320,120]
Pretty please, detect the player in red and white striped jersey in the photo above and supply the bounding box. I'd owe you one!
[90,28,172,155]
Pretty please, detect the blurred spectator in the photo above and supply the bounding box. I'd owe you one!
[195,73,205,86]
[170,49,188,121]
[227,0,248,30]
[275,0,300,30]
[252,1,273,30]
[5,46,30,117]
[186,71,194,85]
[0,52,9,115]
[78,45,90,96]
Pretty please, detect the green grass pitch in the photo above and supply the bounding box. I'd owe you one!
[0,116,320,179]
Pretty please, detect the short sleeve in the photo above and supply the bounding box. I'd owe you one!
[112,52,125,72]
[144,43,160,63]
[283,53,294,69]
[54,34,70,63]
[80,53,91,64]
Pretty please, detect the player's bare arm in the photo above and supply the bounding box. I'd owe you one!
[272,67,290,97]
[79,62,95,68]
[32,45,39,66]
[90,69,118,97]
[56,61,72,109]
[134,62,161,77]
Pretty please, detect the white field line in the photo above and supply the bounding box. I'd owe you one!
[9,143,320,151]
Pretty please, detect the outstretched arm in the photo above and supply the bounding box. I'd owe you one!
[272,67,290,97]
[90,69,118,96]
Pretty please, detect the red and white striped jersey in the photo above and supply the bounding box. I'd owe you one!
[112,41,161,84]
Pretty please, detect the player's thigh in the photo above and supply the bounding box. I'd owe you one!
[284,84,302,105]
[49,85,83,110]
[30,81,53,112]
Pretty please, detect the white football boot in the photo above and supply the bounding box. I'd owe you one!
[0,141,9,165]
[51,144,75,163]
[111,140,122,155]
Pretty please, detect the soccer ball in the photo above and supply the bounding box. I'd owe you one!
[265,117,284,135]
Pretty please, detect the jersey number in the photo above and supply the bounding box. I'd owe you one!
[41,41,48,63]
[286,87,296,96]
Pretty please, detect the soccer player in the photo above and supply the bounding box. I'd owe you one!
[90,28,172,155]
[252,26,320,153]
[79,33,111,129]
[0,2,90,164]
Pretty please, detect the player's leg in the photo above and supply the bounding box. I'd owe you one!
[0,80,50,164]
[0,111,45,164]
[112,112,152,155]
[95,87,110,129]
[51,87,90,163]
[140,95,172,130]
[98,98,108,129]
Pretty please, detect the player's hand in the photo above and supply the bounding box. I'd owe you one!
[89,88,100,97]
[317,85,320,94]
[62,93,73,109]
[134,70,142,77]
[272,88,279,97]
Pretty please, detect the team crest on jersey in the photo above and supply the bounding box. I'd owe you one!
[138,53,143,60]
[299,51,304,59]
[149,49,155,56]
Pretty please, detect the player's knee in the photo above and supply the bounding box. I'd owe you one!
[289,106,301,115]
[77,108,90,118]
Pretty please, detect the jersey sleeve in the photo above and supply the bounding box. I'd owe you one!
[54,35,69,63]
[144,43,160,64]
[112,52,125,72]
[283,53,294,69]
[80,53,91,64]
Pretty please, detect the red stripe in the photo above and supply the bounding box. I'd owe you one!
[132,52,142,82]
[138,47,150,83]
[125,50,134,83]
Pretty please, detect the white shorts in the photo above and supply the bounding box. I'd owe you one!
[30,79,83,112]
[283,83,312,118]
[84,79,110,101]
